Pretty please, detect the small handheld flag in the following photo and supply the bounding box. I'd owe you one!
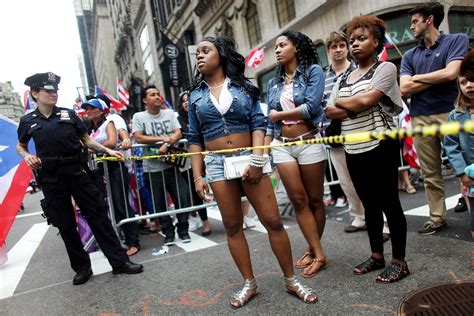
[245,47,265,68]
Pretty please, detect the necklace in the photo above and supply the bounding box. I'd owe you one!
[208,82,225,89]
[285,72,295,83]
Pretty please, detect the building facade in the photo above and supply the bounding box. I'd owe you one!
[74,0,96,96]
[90,0,119,95]
[0,82,23,123]
[83,0,474,115]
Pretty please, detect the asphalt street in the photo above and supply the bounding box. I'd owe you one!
[0,173,472,315]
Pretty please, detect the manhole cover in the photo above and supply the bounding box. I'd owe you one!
[398,282,474,315]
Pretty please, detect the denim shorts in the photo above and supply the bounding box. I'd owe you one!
[270,137,327,165]
[204,150,252,183]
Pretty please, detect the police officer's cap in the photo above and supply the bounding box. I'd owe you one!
[24,72,61,91]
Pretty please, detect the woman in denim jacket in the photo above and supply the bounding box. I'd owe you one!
[264,31,328,278]
[188,37,317,308]
[444,50,474,237]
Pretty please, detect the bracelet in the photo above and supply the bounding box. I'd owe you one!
[164,142,171,147]
[194,176,203,183]
[250,154,269,168]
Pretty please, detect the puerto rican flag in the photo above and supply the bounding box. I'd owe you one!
[117,79,129,106]
[245,47,265,69]
[95,86,127,111]
[0,115,34,245]
[378,34,393,62]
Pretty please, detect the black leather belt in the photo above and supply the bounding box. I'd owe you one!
[41,155,81,164]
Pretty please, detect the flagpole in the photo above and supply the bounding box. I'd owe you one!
[386,33,403,58]
[116,77,119,101]
[391,41,404,58]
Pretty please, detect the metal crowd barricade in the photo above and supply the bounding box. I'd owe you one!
[93,140,218,233]
[323,146,411,188]
[91,138,418,234]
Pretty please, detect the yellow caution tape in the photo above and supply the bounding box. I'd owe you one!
[96,120,473,162]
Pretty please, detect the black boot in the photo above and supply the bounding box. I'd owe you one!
[454,197,468,213]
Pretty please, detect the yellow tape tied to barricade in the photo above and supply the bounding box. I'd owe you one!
[96,120,474,162]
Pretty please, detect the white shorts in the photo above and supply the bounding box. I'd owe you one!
[270,137,327,165]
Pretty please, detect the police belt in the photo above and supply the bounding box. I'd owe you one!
[41,154,82,166]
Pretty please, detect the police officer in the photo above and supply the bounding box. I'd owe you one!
[16,72,143,285]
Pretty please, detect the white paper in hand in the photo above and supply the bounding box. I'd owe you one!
[223,156,271,179]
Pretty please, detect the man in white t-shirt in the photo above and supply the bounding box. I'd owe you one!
[132,86,191,245]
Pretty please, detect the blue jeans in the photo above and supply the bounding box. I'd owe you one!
[145,168,190,236]
[204,150,252,183]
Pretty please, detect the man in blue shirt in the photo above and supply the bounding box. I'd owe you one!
[400,2,469,235]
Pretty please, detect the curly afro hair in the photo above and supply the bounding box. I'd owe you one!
[346,16,387,55]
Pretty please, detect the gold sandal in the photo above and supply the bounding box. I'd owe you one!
[301,258,329,278]
[229,278,258,309]
[285,276,318,304]
[294,252,314,269]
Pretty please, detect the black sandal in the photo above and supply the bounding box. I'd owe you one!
[354,256,385,275]
[376,262,410,283]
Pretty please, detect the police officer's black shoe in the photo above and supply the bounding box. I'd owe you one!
[112,261,144,275]
[73,268,92,285]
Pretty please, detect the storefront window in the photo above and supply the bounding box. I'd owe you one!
[258,67,277,103]
[448,10,474,48]
[315,42,328,69]
[378,10,417,63]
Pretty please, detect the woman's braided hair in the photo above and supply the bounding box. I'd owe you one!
[274,30,320,84]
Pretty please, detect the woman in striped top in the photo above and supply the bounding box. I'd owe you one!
[325,16,410,283]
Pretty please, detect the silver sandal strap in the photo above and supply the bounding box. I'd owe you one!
[232,278,257,306]
[284,276,315,301]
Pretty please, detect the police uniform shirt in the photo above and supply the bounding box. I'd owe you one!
[18,106,88,158]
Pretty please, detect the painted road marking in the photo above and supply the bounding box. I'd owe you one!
[404,194,461,217]
[174,231,218,252]
[90,251,112,275]
[0,222,49,299]
[158,231,219,253]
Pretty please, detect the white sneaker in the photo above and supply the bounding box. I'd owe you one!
[188,216,202,232]
[243,215,258,229]
[351,216,366,228]
[335,196,348,208]
[383,223,390,234]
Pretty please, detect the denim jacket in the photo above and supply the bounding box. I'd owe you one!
[266,63,325,137]
[444,109,474,176]
[188,80,267,147]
